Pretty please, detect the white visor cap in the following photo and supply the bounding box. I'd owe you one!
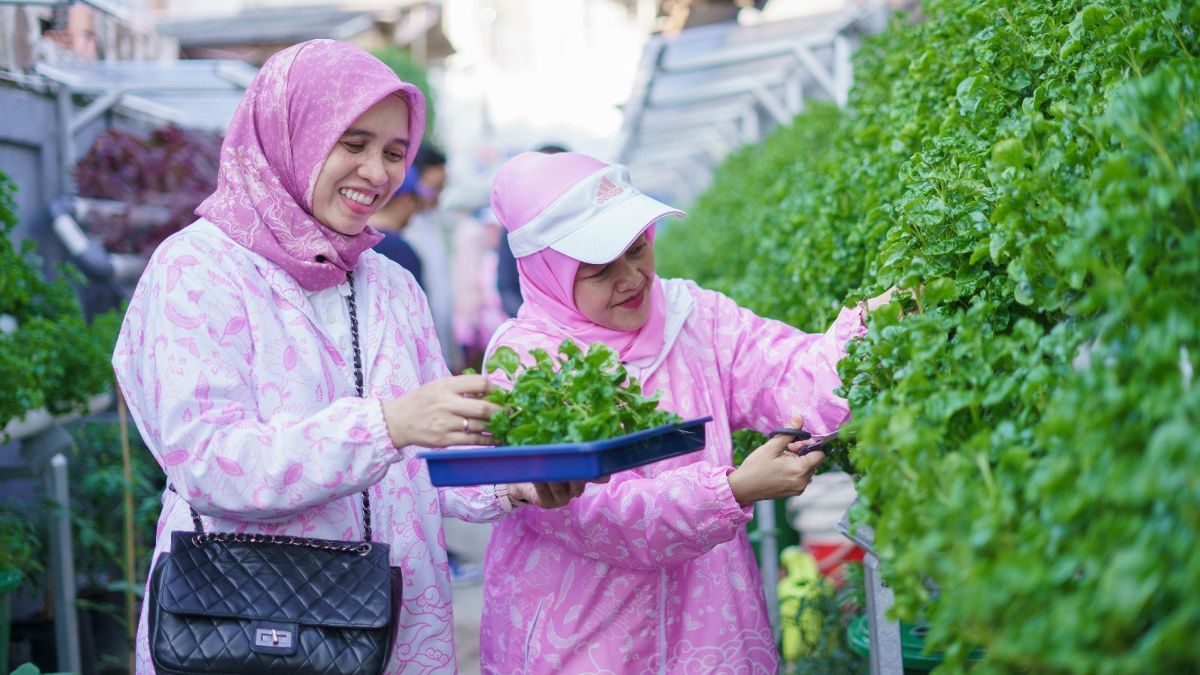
[506,164,684,264]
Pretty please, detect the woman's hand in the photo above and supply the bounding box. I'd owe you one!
[381,374,502,448]
[507,475,612,509]
[864,285,924,316]
[726,416,825,506]
[865,286,899,313]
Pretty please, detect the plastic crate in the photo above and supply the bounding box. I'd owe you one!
[420,416,712,487]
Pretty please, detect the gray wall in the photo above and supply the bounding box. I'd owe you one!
[1,80,114,276]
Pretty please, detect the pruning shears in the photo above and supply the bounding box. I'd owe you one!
[768,427,835,456]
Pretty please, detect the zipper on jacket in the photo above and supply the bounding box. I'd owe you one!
[524,598,545,674]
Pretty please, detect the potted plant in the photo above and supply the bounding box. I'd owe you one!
[71,125,221,258]
[0,507,43,672]
[0,171,119,436]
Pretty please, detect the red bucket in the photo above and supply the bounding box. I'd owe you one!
[802,539,864,587]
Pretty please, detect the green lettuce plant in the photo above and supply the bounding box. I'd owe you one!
[0,170,120,430]
[658,0,1199,670]
[483,340,681,446]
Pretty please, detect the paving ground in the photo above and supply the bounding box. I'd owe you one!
[444,518,492,675]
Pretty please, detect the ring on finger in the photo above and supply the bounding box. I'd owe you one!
[461,417,470,433]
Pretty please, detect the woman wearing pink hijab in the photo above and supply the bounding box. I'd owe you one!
[479,151,895,673]
[113,41,581,673]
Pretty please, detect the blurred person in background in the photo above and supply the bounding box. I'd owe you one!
[403,145,460,371]
[414,145,448,211]
[403,145,489,582]
[452,206,508,371]
[495,143,568,318]
[368,167,424,287]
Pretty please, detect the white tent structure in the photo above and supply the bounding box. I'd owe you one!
[619,1,891,206]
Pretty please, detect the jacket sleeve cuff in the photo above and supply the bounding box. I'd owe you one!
[714,465,755,525]
[361,397,406,466]
[833,303,869,349]
[440,485,510,523]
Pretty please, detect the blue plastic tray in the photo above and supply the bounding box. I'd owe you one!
[419,416,712,487]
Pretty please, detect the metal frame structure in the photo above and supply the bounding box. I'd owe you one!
[619,1,891,206]
[1,394,111,674]
[0,0,137,21]
[840,511,904,674]
[33,58,255,195]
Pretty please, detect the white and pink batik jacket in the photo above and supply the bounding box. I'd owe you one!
[479,279,866,674]
[114,220,504,674]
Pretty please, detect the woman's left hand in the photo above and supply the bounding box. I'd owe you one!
[507,476,610,509]
[865,286,899,313]
[864,285,924,316]
[381,374,501,449]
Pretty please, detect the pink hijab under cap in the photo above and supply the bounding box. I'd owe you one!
[196,39,426,291]
[491,152,671,364]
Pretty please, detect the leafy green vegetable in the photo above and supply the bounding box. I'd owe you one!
[64,418,164,594]
[483,340,682,446]
[0,170,120,430]
[659,0,1199,670]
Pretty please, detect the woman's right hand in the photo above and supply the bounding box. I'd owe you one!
[381,374,502,448]
[726,416,826,506]
[506,474,612,509]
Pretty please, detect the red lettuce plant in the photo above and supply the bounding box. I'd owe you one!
[73,125,221,255]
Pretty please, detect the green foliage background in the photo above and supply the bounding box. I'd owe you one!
[65,419,163,595]
[0,505,43,578]
[0,171,120,428]
[371,45,438,144]
[657,1,1199,671]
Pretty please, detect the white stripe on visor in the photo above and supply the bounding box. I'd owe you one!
[507,164,641,258]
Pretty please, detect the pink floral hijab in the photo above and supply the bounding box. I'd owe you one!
[196,39,426,291]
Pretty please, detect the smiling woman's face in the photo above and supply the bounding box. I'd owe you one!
[311,95,410,236]
[572,233,655,331]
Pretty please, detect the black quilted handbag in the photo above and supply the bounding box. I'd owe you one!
[147,272,400,674]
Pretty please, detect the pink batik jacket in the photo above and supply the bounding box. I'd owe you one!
[114,221,506,674]
[479,279,866,674]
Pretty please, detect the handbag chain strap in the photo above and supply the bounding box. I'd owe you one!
[188,270,372,555]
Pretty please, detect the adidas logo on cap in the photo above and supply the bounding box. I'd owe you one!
[595,176,625,204]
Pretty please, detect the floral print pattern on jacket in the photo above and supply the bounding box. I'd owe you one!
[479,278,866,674]
[114,220,503,674]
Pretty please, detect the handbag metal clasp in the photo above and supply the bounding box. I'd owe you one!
[255,627,292,648]
[249,620,298,655]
